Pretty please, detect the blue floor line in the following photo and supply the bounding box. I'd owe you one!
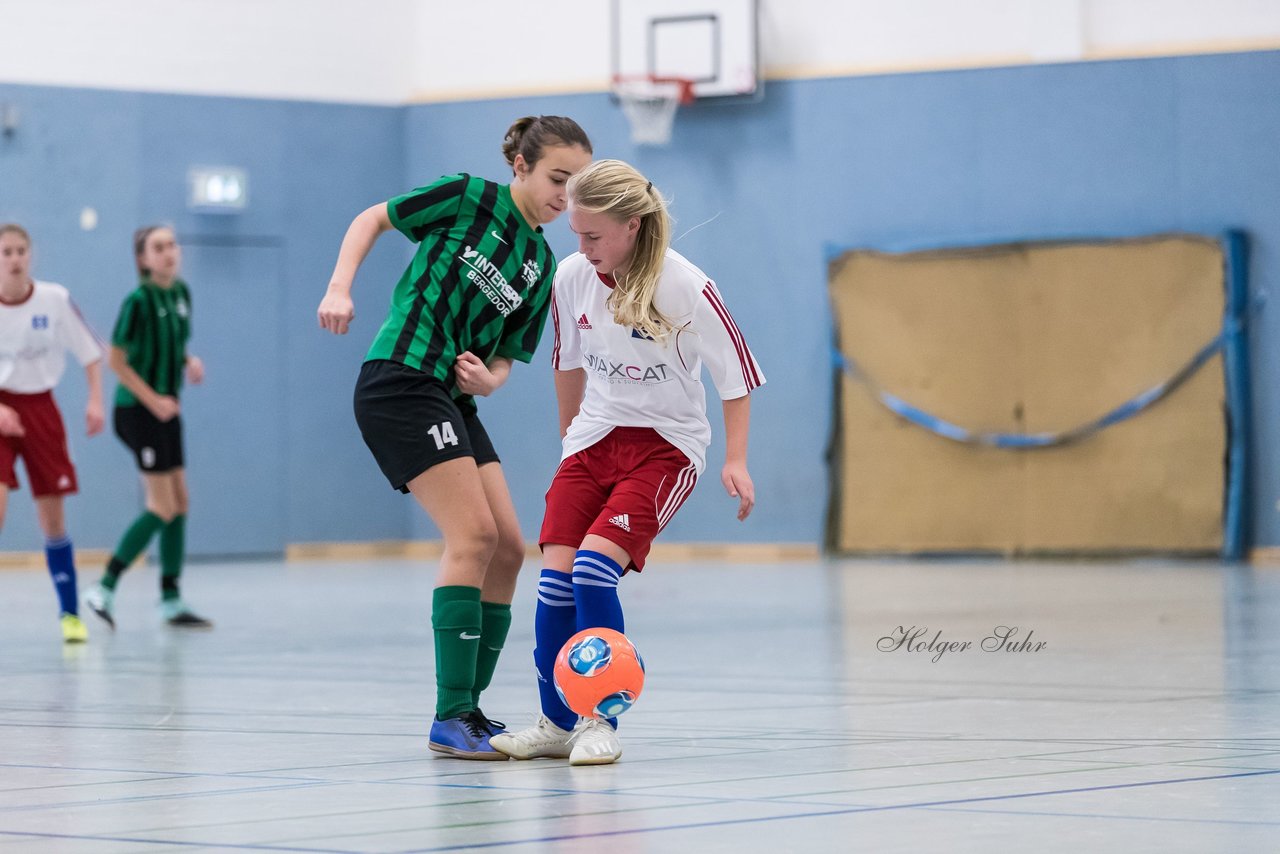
[391,768,1280,852]
[0,830,362,854]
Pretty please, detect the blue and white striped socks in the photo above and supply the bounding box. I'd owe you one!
[534,569,578,731]
[571,549,624,633]
[572,550,626,730]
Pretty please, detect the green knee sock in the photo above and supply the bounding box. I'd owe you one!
[159,515,185,602]
[431,586,482,720]
[102,512,165,591]
[472,601,513,706]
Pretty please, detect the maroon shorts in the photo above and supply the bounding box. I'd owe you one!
[540,427,698,571]
[0,390,79,497]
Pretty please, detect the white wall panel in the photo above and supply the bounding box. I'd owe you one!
[2,0,1278,103]
[0,0,418,103]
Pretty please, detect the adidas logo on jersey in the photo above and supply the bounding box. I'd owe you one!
[608,514,631,532]
[577,314,592,330]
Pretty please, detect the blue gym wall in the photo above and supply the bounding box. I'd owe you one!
[0,85,410,553]
[2,49,1278,555]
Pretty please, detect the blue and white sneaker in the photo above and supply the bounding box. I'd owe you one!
[429,710,508,760]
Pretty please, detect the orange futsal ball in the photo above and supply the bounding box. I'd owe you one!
[553,627,646,719]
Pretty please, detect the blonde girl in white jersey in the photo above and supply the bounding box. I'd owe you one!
[492,160,764,765]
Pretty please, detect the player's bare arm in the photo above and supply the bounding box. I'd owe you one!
[0,402,24,438]
[318,202,394,335]
[184,354,205,386]
[109,346,178,422]
[83,359,105,436]
[455,353,512,397]
[721,394,755,521]
[554,368,587,438]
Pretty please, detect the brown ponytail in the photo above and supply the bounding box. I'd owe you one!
[502,115,592,173]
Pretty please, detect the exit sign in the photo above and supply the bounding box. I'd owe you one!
[189,167,248,212]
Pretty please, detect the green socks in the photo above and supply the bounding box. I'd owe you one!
[432,591,514,716]
[102,513,186,599]
[431,586,482,720]
[472,601,513,706]
[160,515,186,601]
[102,511,165,591]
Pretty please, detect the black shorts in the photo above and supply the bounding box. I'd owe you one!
[353,360,499,493]
[114,405,185,473]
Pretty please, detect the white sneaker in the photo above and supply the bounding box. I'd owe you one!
[489,714,574,759]
[569,718,622,766]
[84,584,115,630]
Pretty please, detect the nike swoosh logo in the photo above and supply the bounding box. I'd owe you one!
[491,230,507,244]
[459,632,481,640]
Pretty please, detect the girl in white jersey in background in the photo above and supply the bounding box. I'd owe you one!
[491,160,764,766]
[0,224,105,643]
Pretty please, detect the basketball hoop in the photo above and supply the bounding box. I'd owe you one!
[613,76,696,146]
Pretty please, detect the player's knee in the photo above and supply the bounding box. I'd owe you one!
[493,529,526,572]
[146,502,175,523]
[457,515,500,562]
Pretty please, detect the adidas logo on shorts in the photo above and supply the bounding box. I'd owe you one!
[608,513,631,532]
[577,314,592,330]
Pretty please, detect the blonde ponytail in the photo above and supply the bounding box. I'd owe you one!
[567,160,674,341]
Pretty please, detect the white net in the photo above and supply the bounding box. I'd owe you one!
[615,79,688,146]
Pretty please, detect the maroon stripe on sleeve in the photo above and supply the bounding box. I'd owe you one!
[702,283,761,389]
[550,284,562,369]
[68,297,108,349]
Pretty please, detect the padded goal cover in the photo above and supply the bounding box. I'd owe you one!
[828,235,1227,554]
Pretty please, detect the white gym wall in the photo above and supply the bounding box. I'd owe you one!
[1,0,1277,103]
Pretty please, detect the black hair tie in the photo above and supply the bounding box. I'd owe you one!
[645,181,653,193]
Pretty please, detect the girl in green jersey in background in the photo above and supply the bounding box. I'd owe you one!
[86,226,211,630]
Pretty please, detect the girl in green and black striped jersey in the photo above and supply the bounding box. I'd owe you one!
[318,116,592,760]
[84,226,211,630]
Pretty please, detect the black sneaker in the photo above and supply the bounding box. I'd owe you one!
[472,708,508,737]
[167,611,214,628]
[162,599,213,629]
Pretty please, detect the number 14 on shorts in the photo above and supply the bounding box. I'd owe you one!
[428,422,459,450]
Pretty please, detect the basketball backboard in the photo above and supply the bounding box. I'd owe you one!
[612,0,760,102]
